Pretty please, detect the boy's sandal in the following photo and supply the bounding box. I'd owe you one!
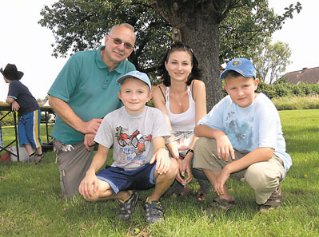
[35,154,44,164]
[208,197,236,212]
[179,187,192,198]
[170,186,192,198]
[118,191,139,221]
[259,186,282,212]
[195,191,206,202]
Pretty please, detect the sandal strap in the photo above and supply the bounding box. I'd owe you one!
[209,197,236,212]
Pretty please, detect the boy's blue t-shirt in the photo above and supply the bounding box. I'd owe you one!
[8,80,39,116]
[198,93,292,172]
[48,46,136,144]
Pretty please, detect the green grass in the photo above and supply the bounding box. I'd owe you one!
[1,110,319,236]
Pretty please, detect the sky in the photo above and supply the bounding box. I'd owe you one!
[0,0,318,101]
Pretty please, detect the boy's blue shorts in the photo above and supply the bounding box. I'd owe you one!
[96,163,156,194]
[18,110,41,149]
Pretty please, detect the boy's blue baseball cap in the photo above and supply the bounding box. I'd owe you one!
[220,58,256,80]
[117,70,152,90]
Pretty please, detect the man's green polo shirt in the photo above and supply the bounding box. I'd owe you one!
[48,46,136,144]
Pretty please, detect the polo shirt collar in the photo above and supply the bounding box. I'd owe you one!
[95,45,127,73]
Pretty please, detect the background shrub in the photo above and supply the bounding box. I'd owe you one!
[258,81,319,98]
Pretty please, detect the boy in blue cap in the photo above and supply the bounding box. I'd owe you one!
[79,71,178,223]
[193,58,292,212]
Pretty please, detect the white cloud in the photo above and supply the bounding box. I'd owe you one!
[0,0,66,101]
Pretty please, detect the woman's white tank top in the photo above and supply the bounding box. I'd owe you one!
[165,86,196,132]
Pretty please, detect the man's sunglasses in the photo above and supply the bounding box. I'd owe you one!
[108,36,134,50]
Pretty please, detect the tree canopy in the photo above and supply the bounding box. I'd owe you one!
[39,0,301,108]
[251,37,292,84]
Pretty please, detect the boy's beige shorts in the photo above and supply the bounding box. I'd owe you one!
[193,137,286,204]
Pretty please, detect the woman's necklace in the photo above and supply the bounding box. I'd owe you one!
[171,89,187,111]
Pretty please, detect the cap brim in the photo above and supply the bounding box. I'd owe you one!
[117,75,151,90]
[220,69,255,80]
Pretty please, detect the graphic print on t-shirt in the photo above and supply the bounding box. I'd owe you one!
[115,126,152,155]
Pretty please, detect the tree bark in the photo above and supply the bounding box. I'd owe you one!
[154,0,224,109]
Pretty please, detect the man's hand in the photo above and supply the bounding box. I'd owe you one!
[83,118,103,134]
[84,134,96,150]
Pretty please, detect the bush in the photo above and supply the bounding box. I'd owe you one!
[0,111,16,126]
[272,96,319,110]
[258,81,319,98]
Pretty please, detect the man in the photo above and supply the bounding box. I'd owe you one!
[48,23,136,198]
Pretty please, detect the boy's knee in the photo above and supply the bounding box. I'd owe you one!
[194,137,217,157]
[195,137,213,149]
[82,195,98,202]
[157,159,178,180]
[245,164,279,190]
[78,190,100,201]
[169,158,179,177]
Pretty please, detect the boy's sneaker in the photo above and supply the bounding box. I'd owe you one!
[207,197,236,213]
[144,200,164,223]
[259,186,282,212]
[35,154,44,164]
[118,191,138,221]
[29,153,44,164]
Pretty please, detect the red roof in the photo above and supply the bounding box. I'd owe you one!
[281,67,319,84]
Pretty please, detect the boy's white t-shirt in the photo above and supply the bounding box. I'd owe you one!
[198,93,292,172]
[95,106,170,170]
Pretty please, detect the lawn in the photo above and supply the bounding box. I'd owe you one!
[0,110,318,237]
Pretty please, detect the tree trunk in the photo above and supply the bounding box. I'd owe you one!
[154,0,224,109]
[180,13,223,109]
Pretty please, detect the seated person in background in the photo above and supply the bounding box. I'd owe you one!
[79,71,178,223]
[152,42,210,201]
[193,58,292,212]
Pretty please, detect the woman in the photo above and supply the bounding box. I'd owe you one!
[152,42,210,201]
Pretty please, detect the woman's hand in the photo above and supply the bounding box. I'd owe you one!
[176,153,193,185]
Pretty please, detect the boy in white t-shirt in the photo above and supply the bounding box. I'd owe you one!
[193,58,292,212]
[79,71,178,223]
